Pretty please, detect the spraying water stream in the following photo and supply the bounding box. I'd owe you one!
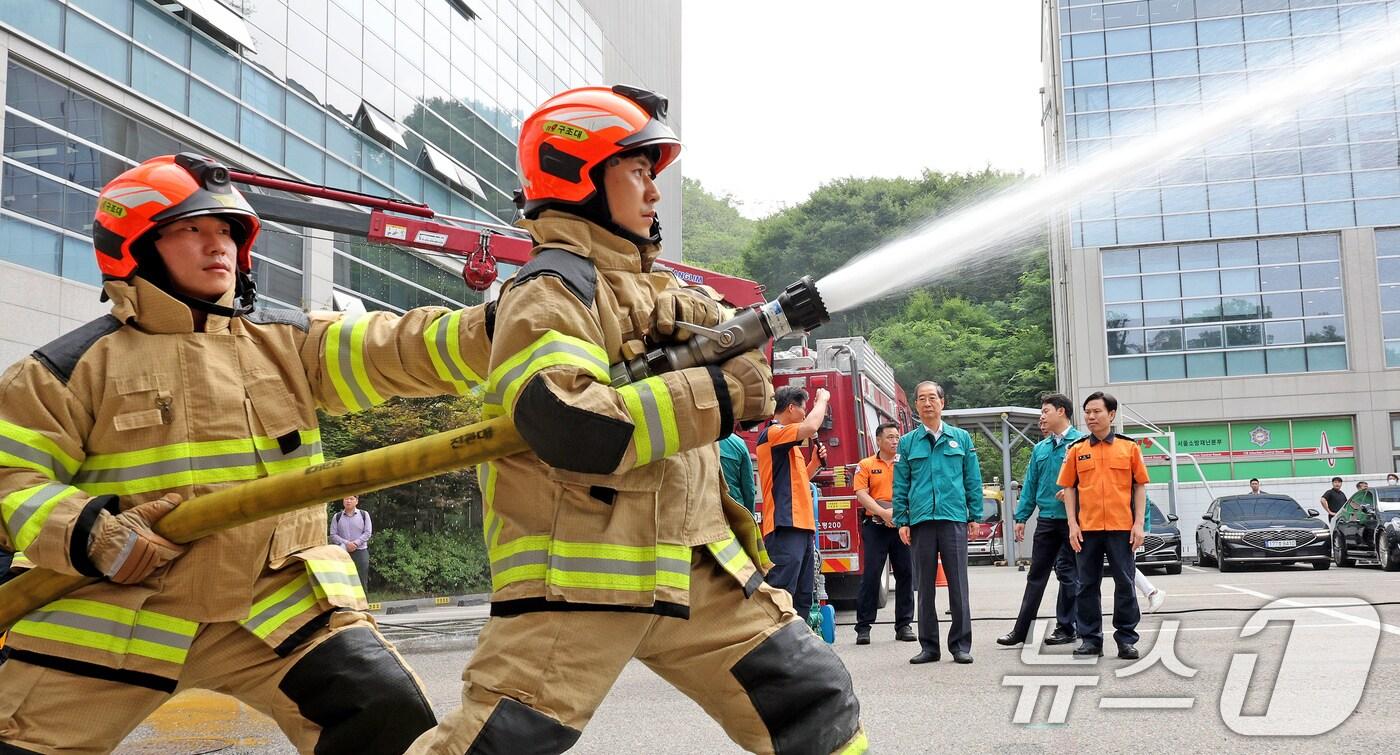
[816,16,1400,314]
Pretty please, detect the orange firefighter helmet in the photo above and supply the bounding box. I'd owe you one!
[92,153,261,281]
[516,85,681,218]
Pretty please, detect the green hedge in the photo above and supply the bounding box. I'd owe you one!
[370,529,491,595]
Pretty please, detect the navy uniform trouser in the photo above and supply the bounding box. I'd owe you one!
[1010,518,1079,639]
[910,520,972,655]
[855,518,914,632]
[1075,530,1141,648]
[764,526,816,620]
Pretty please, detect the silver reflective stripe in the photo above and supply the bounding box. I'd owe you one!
[492,549,548,571]
[242,581,316,631]
[549,555,688,577]
[74,441,322,485]
[433,313,472,385]
[632,380,667,464]
[75,451,259,485]
[337,313,374,411]
[5,483,72,537]
[261,439,323,463]
[484,513,501,548]
[23,609,193,652]
[0,436,72,482]
[311,570,361,587]
[487,340,609,406]
[710,537,744,566]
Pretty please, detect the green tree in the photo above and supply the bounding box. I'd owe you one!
[735,169,1055,483]
[680,177,755,276]
[318,393,491,596]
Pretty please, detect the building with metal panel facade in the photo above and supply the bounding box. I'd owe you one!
[1041,0,1400,476]
[0,0,682,368]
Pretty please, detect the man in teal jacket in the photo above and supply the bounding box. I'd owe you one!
[718,432,757,516]
[894,381,982,664]
[997,393,1084,648]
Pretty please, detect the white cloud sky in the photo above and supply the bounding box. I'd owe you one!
[681,2,1046,218]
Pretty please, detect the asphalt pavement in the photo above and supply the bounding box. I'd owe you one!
[116,562,1400,753]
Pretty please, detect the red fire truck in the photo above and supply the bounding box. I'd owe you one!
[746,337,915,608]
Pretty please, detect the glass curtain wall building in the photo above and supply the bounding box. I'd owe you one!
[1042,0,1400,475]
[0,0,682,366]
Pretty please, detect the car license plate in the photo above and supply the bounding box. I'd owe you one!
[1265,539,1296,548]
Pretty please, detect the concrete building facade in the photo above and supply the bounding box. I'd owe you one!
[1042,0,1400,480]
[0,0,682,369]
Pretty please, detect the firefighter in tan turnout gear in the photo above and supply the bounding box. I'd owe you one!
[408,85,866,755]
[0,153,491,754]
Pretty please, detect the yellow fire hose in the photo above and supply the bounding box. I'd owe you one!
[0,415,526,631]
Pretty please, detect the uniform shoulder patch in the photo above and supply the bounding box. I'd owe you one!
[244,307,311,332]
[1066,435,1091,448]
[32,315,123,384]
[514,248,596,306]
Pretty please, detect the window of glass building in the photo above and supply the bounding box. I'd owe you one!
[1,60,303,306]
[1128,416,1357,482]
[1058,0,1400,248]
[1103,232,1347,382]
[1379,227,1400,367]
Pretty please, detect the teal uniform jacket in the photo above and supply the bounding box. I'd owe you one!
[892,422,983,527]
[1014,426,1086,523]
[718,433,756,513]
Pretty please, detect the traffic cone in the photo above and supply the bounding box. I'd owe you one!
[935,556,948,588]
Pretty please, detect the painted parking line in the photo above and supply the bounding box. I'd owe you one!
[1181,565,1209,574]
[1161,591,1263,597]
[1217,584,1400,637]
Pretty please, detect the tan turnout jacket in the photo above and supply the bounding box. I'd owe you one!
[482,211,766,618]
[0,276,489,684]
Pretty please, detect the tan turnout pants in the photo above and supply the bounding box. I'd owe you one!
[0,610,423,754]
[408,549,866,755]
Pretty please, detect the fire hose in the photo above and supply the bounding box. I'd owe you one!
[0,277,829,629]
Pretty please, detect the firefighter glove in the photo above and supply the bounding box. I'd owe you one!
[651,287,722,341]
[88,495,187,584]
[719,349,774,422]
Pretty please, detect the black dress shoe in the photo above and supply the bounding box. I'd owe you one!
[855,629,870,645]
[1072,642,1104,657]
[895,625,917,642]
[952,651,974,664]
[1117,644,1140,660]
[996,632,1025,646]
[909,650,941,664]
[1044,628,1078,645]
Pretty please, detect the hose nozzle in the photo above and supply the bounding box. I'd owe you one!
[609,276,831,385]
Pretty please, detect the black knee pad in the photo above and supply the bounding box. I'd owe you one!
[467,697,581,755]
[731,620,861,755]
[279,626,437,755]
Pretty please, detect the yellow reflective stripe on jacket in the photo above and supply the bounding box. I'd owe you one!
[837,729,869,754]
[10,598,197,665]
[0,418,80,482]
[304,558,367,602]
[485,331,609,413]
[617,377,680,467]
[424,310,481,394]
[325,312,386,412]
[240,573,318,640]
[705,533,753,579]
[12,551,33,569]
[489,537,691,593]
[479,462,501,547]
[2,483,79,552]
[73,431,323,496]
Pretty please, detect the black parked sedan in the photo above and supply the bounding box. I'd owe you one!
[1196,494,1331,572]
[1138,501,1183,574]
[1332,485,1400,571]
